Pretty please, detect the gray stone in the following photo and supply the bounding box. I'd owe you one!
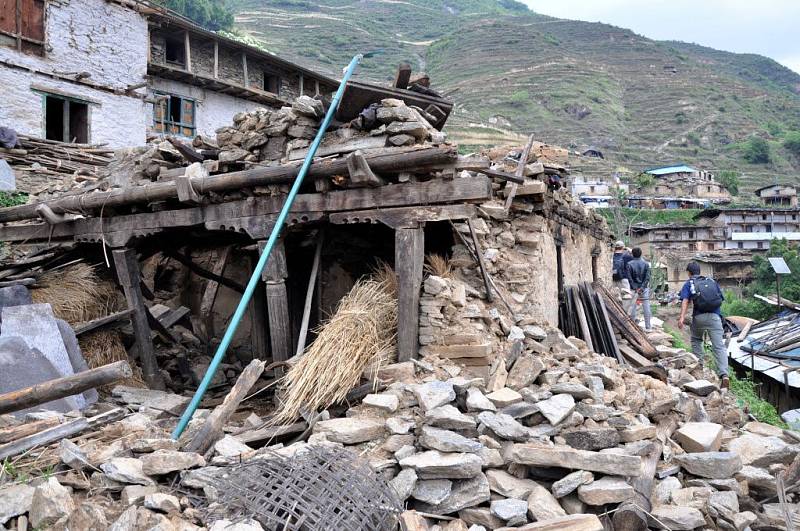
[389,468,417,500]
[708,490,739,520]
[292,95,324,118]
[550,382,594,400]
[363,393,399,412]
[111,386,191,416]
[674,452,742,479]
[782,408,800,429]
[728,433,797,467]
[577,477,635,505]
[66,501,108,531]
[181,466,225,489]
[735,465,775,493]
[209,518,265,530]
[733,511,758,530]
[412,479,452,504]
[485,387,522,408]
[419,425,483,453]
[500,401,540,419]
[29,477,75,528]
[144,492,181,513]
[653,476,682,505]
[648,506,705,530]
[386,416,415,434]
[386,121,429,140]
[575,402,614,421]
[479,447,505,468]
[491,498,528,522]
[619,424,657,443]
[0,483,34,525]
[399,450,483,479]
[552,470,594,498]
[414,381,456,411]
[59,438,90,470]
[395,445,416,460]
[459,508,504,530]
[526,482,567,521]
[563,428,620,451]
[478,411,529,442]
[466,387,496,412]
[506,354,544,390]
[0,159,16,191]
[140,450,206,475]
[214,435,252,458]
[674,422,723,453]
[0,285,31,310]
[536,394,575,425]
[486,469,540,499]
[312,417,385,444]
[417,473,491,515]
[683,379,717,396]
[121,485,159,506]
[101,457,155,485]
[510,444,642,476]
[0,336,79,414]
[425,405,477,430]
[1,304,79,392]
[56,318,97,405]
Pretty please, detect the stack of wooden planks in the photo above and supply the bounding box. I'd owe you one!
[0,135,114,183]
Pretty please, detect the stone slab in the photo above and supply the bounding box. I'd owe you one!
[509,444,642,476]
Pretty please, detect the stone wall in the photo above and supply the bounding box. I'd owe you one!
[0,0,148,148]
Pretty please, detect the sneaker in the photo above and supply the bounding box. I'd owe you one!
[721,376,730,390]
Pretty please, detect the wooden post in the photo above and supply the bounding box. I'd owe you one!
[199,246,232,338]
[112,248,164,390]
[259,239,292,366]
[250,254,269,360]
[242,53,249,88]
[395,226,424,361]
[184,31,192,73]
[299,74,304,96]
[213,40,219,79]
[295,229,324,357]
[314,79,320,96]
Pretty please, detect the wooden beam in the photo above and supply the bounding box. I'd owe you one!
[260,239,292,367]
[0,361,132,415]
[314,79,320,96]
[468,218,494,303]
[504,134,536,210]
[199,246,233,338]
[394,63,412,89]
[242,53,248,88]
[295,229,324,357]
[213,40,218,79]
[299,74,304,95]
[184,31,192,73]
[395,227,424,361]
[73,309,133,336]
[250,255,269,361]
[113,249,164,390]
[330,204,476,230]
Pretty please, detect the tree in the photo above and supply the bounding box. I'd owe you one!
[717,170,740,196]
[742,136,771,164]
[751,239,800,302]
[158,0,234,31]
[784,131,800,157]
[634,172,655,190]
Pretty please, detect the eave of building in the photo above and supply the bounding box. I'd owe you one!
[730,232,800,241]
[147,63,287,106]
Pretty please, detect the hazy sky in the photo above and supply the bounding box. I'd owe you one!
[522,0,800,74]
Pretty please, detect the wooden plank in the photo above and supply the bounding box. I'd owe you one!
[597,293,625,366]
[199,246,233,337]
[619,344,653,368]
[504,134,536,210]
[0,417,59,444]
[394,62,412,89]
[113,249,164,390]
[235,420,307,444]
[468,218,494,302]
[261,239,292,367]
[395,227,424,361]
[249,261,269,361]
[242,52,248,88]
[288,135,388,161]
[295,230,324,357]
[0,361,131,415]
[184,359,265,454]
[330,204,476,229]
[346,150,384,187]
[73,309,132,336]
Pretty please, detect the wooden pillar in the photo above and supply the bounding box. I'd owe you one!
[314,79,320,96]
[250,254,269,360]
[184,31,192,73]
[112,249,164,390]
[242,53,249,88]
[299,74,304,96]
[213,40,219,79]
[258,239,292,364]
[395,226,424,361]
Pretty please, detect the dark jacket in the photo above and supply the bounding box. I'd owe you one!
[626,257,651,290]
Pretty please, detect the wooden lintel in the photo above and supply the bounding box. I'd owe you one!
[330,204,477,229]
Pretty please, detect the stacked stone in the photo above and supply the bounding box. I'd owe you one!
[305,323,800,531]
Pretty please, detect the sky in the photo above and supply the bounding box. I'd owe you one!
[522,0,800,74]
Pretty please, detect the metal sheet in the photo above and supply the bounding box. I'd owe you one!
[769,257,792,275]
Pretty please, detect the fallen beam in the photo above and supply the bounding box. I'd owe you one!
[73,309,133,336]
[0,361,132,415]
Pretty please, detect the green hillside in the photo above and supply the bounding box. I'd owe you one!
[230,0,800,193]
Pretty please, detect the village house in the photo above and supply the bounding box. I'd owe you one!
[569,174,628,209]
[626,164,731,209]
[629,221,726,255]
[755,183,798,207]
[0,0,338,148]
[659,250,754,292]
[698,207,800,250]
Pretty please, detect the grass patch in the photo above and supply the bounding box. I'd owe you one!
[596,208,702,228]
[0,192,27,208]
[664,325,689,350]
[729,372,787,428]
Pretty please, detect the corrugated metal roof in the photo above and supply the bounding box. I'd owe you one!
[645,165,698,175]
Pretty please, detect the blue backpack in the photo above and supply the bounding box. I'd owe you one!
[691,276,723,313]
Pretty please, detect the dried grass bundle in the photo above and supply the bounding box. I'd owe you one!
[272,272,398,426]
[424,254,452,278]
[31,263,123,324]
[79,330,144,389]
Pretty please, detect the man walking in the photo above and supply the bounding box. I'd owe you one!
[625,247,652,331]
[678,262,728,388]
[612,241,633,310]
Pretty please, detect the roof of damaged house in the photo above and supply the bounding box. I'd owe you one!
[644,164,698,175]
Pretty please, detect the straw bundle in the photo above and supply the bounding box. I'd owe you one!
[424,253,452,278]
[79,330,145,389]
[272,271,398,426]
[31,263,123,324]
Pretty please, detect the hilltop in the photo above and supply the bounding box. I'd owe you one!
[231,0,800,192]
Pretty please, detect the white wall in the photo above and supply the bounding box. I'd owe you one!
[148,78,271,139]
[0,0,148,146]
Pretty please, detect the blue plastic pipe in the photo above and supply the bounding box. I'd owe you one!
[172,53,365,439]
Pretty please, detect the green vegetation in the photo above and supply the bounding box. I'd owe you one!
[752,239,800,301]
[0,192,27,208]
[730,372,787,427]
[157,0,234,30]
[664,325,689,350]
[509,90,530,104]
[634,173,655,189]
[717,170,740,196]
[596,208,701,228]
[784,131,800,157]
[721,291,773,320]
[742,136,771,164]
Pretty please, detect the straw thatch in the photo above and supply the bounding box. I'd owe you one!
[79,330,145,389]
[31,263,124,324]
[424,253,452,278]
[272,270,398,426]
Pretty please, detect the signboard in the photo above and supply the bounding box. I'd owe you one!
[769,257,791,275]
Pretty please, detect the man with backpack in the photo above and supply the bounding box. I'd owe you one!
[612,241,633,311]
[678,262,728,388]
[625,247,652,331]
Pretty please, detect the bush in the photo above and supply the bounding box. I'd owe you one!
[721,291,773,320]
[158,0,234,31]
[784,131,800,157]
[509,90,530,104]
[742,136,771,163]
[717,170,740,196]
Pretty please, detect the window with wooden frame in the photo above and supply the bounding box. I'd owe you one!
[263,71,281,95]
[41,92,90,143]
[153,93,195,137]
[0,0,45,54]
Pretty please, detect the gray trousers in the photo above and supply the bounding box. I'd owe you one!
[628,288,652,330]
[690,312,728,377]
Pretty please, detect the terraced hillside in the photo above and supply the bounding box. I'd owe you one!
[231,0,800,192]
